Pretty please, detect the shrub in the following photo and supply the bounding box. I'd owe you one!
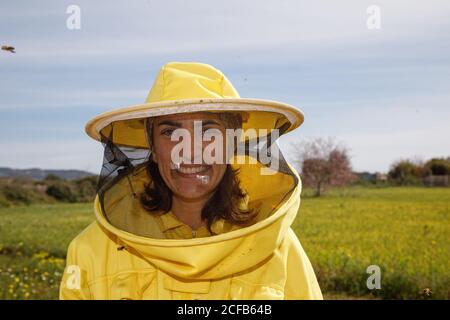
[424,158,450,176]
[388,160,422,186]
[72,176,97,202]
[45,181,77,202]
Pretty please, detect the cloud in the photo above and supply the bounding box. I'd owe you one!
[280,93,450,172]
[1,0,449,172]
[2,0,449,59]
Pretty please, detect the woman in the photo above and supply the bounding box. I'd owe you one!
[59,62,323,299]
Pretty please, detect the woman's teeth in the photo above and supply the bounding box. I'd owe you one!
[176,166,208,174]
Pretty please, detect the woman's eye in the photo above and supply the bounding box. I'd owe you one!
[161,129,175,136]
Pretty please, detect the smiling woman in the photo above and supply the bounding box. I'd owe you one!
[141,111,256,236]
[59,61,323,300]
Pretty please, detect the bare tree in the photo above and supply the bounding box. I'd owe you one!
[291,137,355,196]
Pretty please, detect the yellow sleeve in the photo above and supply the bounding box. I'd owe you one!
[284,228,323,300]
[59,239,92,300]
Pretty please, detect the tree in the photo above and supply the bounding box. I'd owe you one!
[292,137,355,196]
[423,158,450,176]
[388,159,422,185]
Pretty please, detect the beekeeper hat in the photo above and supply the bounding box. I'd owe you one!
[85,62,304,148]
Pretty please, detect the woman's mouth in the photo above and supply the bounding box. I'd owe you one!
[170,162,211,176]
[176,165,209,175]
[169,162,212,185]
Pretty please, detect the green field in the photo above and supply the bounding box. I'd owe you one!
[0,187,449,299]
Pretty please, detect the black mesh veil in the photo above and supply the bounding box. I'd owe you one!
[95,111,299,238]
[98,135,150,200]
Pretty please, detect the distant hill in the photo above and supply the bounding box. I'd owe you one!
[0,167,96,180]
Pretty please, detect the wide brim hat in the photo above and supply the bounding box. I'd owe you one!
[85,62,304,148]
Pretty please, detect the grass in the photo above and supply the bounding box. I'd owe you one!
[295,186,450,299]
[0,203,92,299]
[0,186,449,299]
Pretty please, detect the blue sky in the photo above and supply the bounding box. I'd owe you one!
[1,0,449,174]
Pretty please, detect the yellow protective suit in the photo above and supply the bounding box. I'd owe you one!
[59,163,322,300]
[59,62,322,300]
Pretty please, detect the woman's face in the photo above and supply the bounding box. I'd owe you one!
[151,112,228,201]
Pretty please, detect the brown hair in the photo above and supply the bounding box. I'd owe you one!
[139,112,257,235]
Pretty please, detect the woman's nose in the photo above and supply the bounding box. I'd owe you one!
[182,126,205,164]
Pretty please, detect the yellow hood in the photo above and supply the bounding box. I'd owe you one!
[95,160,300,280]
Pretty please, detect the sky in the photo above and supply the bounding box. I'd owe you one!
[1,0,449,174]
